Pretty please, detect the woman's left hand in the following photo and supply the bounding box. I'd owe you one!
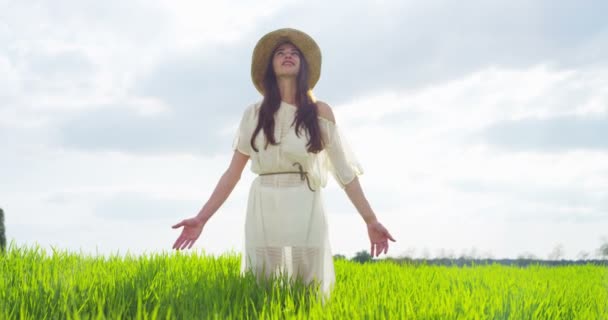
[367,221,396,257]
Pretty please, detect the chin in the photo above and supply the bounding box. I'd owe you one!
[276,72,299,78]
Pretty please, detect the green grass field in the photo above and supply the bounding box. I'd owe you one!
[1,244,607,319]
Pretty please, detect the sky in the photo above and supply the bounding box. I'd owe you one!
[2,0,608,260]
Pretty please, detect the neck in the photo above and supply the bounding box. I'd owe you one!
[276,76,297,105]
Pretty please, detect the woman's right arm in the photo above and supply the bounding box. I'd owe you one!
[173,105,254,250]
[172,150,249,250]
[194,150,249,224]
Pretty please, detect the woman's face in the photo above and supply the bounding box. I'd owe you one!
[272,42,301,79]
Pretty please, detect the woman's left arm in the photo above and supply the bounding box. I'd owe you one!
[344,177,396,257]
[344,177,377,225]
[316,100,396,257]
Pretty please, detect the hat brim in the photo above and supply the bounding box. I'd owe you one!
[251,28,321,95]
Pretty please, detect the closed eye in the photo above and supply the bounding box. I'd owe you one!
[275,50,300,56]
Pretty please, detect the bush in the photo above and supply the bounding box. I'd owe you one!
[333,254,347,261]
[351,250,372,264]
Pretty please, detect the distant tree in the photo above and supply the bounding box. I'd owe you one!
[577,251,590,260]
[446,249,456,260]
[352,250,372,264]
[517,252,537,260]
[458,247,479,260]
[548,244,564,261]
[333,254,347,261]
[457,250,468,260]
[0,208,5,252]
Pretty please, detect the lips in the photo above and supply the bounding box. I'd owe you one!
[282,61,294,66]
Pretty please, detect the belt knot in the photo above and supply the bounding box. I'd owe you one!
[258,162,315,192]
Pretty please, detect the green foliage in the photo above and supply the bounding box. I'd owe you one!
[332,254,347,261]
[351,250,372,264]
[1,244,607,319]
[0,208,5,252]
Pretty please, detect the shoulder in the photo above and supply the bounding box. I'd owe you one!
[315,100,336,124]
[251,100,263,112]
[244,101,262,117]
[237,102,260,125]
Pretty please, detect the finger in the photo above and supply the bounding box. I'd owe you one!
[370,243,375,258]
[182,239,192,250]
[384,242,389,255]
[180,239,191,250]
[174,234,188,250]
[172,220,185,229]
[377,244,384,256]
[182,238,195,250]
[187,239,196,249]
[385,231,396,242]
[172,235,184,250]
[173,240,184,250]
[177,239,186,250]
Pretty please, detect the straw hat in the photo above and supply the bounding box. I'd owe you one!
[251,28,322,95]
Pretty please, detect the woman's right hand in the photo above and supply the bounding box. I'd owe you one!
[172,217,206,250]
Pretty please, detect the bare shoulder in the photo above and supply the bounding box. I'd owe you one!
[315,100,336,124]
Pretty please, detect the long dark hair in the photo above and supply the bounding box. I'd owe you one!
[250,41,323,154]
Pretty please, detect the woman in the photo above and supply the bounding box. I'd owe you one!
[172,28,395,297]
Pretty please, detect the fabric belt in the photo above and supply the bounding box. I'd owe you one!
[258,162,315,192]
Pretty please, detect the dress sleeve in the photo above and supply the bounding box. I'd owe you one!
[320,117,364,189]
[232,104,255,156]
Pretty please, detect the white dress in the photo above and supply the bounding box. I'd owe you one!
[232,100,363,298]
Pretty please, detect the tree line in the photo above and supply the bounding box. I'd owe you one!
[336,240,608,266]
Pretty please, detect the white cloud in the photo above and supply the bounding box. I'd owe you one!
[324,64,608,259]
[0,0,294,126]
